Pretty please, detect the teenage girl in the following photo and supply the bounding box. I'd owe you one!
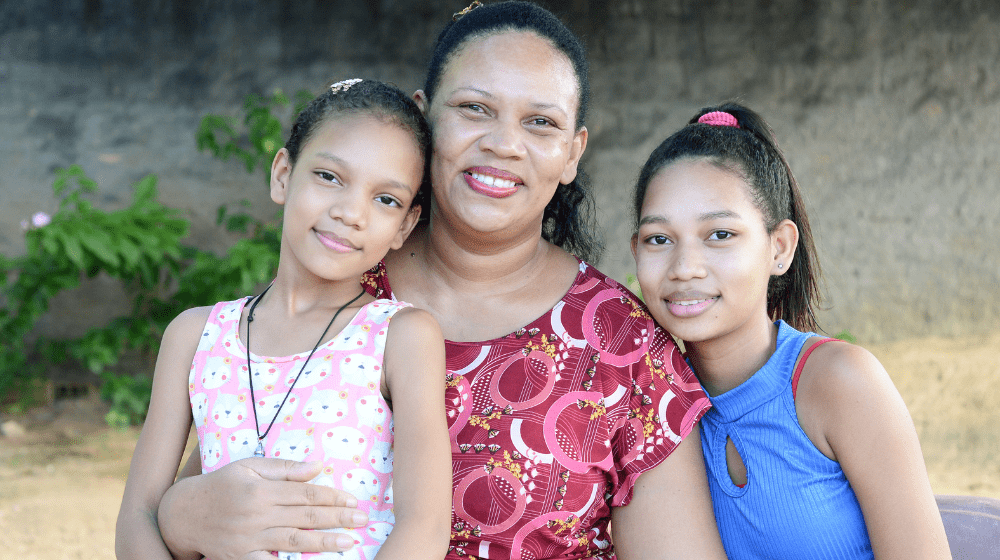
[116,79,451,560]
[630,103,951,559]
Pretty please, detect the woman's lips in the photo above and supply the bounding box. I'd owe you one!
[314,230,358,253]
[464,166,522,198]
[665,295,719,318]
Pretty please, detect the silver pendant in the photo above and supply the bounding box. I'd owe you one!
[253,441,266,457]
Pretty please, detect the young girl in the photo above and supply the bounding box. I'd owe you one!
[630,103,951,559]
[116,79,451,560]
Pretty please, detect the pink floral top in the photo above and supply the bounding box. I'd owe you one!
[362,259,711,560]
[189,297,411,560]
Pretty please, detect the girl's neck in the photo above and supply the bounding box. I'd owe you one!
[264,260,367,320]
[685,314,778,397]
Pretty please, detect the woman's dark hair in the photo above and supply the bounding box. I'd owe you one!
[423,0,603,262]
[284,79,432,210]
[632,102,822,332]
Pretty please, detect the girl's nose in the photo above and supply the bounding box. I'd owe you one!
[479,118,527,160]
[667,242,707,282]
[330,187,368,229]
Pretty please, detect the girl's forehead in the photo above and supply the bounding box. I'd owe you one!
[646,159,758,212]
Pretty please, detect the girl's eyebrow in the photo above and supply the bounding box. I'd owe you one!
[637,210,742,227]
[315,152,414,194]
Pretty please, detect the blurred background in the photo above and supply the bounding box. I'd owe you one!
[0,1,998,558]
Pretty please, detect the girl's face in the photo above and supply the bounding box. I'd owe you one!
[417,31,587,239]
[270,114,424,283]
[632,159,795,345]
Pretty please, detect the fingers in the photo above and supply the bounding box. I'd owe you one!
[238,457,323,482]
[273,504,369,531]
[258,527,358,554]
[263,480,360,510]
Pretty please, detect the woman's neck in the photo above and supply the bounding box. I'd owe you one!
[685,314,778,397]
[418,212,555,290]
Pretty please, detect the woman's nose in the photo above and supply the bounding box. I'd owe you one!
[479,118,527,159]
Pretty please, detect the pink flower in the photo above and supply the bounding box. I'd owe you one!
[31,212,51,228]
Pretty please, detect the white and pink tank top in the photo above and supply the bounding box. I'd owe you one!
[189,297,411,560]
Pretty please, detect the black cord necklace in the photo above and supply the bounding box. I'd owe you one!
[245,284,366,458]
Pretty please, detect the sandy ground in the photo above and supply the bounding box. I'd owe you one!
[1,332,998,559]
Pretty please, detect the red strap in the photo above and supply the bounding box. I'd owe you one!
[792,338,837,399]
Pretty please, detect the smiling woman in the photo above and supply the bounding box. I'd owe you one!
[153,3,727,560]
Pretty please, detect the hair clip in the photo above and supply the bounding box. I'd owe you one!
[698,111,740,128]
[330,78,363,94]
[452,0,482,21]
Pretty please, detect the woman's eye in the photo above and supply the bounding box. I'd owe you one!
[376,195,402,207]
[461,103,486,114]
[645,235,670,246]
[709,230,734,241]
[530,117,554,127]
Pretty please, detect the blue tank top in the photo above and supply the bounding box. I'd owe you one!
[699,321,873,559]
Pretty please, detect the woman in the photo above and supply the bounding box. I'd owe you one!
[157,3,726,558]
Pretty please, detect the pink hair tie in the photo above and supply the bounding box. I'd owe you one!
[698,111,740,128]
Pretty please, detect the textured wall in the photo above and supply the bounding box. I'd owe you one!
[2,0,998,342]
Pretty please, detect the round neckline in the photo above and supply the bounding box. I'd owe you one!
[378,258,590,346]
[231,297,380,364]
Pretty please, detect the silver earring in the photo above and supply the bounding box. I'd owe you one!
[777,263,784,269]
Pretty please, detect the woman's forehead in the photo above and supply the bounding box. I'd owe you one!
[438,31,580,109]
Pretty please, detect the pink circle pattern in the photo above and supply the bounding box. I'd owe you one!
[364,260,711,560]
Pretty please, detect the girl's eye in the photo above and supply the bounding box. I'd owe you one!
[375,195,402,208]
[316,171,341,184]
[645,234,670,246]
[709,230,734,241]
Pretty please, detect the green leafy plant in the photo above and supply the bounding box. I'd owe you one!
[1,89,312,425]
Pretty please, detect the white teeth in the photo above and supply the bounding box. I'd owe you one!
[471,172,516,191]
[674,298,714,306]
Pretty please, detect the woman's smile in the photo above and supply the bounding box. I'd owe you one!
[464,166,523,198]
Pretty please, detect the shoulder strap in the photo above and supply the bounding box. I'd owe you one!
[792,338,837,399]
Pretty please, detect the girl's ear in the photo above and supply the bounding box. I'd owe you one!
[771,219,799,276]
[390,204,422,250]
[630,233,639,261]
[270,148,293,205]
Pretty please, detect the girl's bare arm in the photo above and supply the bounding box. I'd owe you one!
[797,342,951,559]
[374,307,452,560]
[116,307,211,560]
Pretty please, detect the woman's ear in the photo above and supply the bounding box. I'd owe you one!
[270,148,293,205]
[413,90,429,115]
[771,219,799,276]
[630,233,639,261]
[559,125,589,185]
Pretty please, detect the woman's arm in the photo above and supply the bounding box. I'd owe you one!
[611,426,728,560]
[797,342,951,559]
[116,307,211,560]
[373,307,452,560]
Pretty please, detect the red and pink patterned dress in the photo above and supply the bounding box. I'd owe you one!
[362,259,711,560]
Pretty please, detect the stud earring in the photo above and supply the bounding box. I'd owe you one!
[777,263,784,269]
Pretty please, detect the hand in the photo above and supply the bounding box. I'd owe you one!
[158,458,368,560]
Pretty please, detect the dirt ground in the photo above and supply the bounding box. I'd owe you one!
[1,332,998,559]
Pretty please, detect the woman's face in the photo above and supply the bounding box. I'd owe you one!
[418,31,588,240]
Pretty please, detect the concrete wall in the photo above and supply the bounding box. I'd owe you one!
[2,0,998,343]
